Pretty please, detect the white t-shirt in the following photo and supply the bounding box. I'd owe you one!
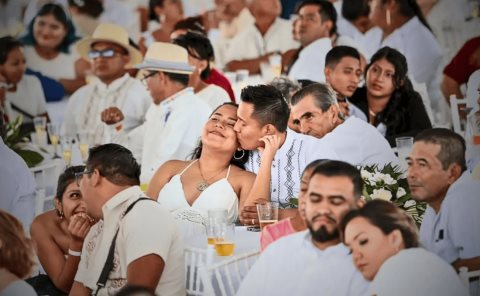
[419,171,480,295]
[225,18,299,63]
[75,186,185,296]
[371,248,468,296]
[245,129,339,207]
[237,231,370,296]
[289,37,332,83]
[4,74,47,123]
[196,84,230,110]
[23,45,79,80]
[63,73,151,145]
[321,116,399,167]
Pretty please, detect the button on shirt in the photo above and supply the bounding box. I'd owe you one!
[224,18,299,63]
[289,37,332,83]
[420,172,480,264]
[237,230,370,296]
[245,130,339,207]
[75,186,185,296]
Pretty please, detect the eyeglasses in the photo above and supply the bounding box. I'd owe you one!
[75,168,94,186]
[88,48,123,59]
[141,71,158,86]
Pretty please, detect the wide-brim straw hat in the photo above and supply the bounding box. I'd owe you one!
[76,23,142,67]
[135,42,194,75]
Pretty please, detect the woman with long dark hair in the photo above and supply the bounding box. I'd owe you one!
[350,46,432,146]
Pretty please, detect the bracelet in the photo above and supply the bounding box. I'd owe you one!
[68,249,82,257]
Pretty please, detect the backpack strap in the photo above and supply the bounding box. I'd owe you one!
[94,197,152,295]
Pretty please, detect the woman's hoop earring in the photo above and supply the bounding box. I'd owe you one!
[56,209,64,219]
[233,149,245,160]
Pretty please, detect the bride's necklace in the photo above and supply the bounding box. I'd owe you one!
[196,161,226,192]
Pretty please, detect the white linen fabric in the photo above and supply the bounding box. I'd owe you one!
[237,230,370,296]
[419,172,480,264]
[288,37,332,83]
[63,73,151,145]
[0,137,36,231]
[245,129,339,207]
[224,18,299,63]
[74,186,185,296]
[23,45,78,80]
[196,84,231,110]
[371,248,468,296]
[320,116,399,167]
[336,19,383,61]
[4,74,47,123]
[0,280,37,296]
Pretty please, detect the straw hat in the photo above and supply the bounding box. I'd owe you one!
[135,42,194,75]
[76,23,142,67]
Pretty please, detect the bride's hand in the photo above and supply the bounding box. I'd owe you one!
[258,134,282,163]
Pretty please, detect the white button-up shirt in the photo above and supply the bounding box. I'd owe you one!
[419,172,480,264]
[245,130,339,207]
[75,186,185,296]
[63,73,151,144]
[321,116,399,167]
[224,18,299,63]
[289,37,332,83]
[237,230,370,296]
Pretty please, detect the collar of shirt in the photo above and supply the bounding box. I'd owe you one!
[159,87,194,108]
[92,73,131,93]
[299,230,350,257]
[299,37,331,57]
[101,185,144,221]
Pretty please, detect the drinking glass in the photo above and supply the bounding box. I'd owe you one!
[61,136,73,167]
[269,53,282,78]
[207,209,227,245]
[257,201,279,231]
[395,136,414,172]
[214,223,235,256]
[47,123,60,159]
[77,131,89,163]
[33,116,48,147]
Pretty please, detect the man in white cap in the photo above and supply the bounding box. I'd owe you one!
[103,42,211,184]
[63,23,151,145]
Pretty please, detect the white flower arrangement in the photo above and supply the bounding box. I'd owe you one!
[360,164,426,226]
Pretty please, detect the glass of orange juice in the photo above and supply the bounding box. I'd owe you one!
[214,223,235,256]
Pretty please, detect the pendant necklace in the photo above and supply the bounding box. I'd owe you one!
[196,161,225,192]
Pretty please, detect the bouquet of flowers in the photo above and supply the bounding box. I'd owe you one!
[360,163,426,226]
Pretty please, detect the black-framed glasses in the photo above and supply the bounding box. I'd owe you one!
[88,48,122,59]
[75,168,94,186]
[141,71,158,86]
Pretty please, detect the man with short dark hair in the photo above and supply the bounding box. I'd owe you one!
[290,83,398,167]
[103,42,211,183]
[237,160,369,295]
[233,84,339,224]
[407,128,480,280]
[71,143,185,296]
[287,0,337,82]
[325,45,366,120]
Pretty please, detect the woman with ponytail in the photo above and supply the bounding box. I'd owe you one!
[368,0,443,122]
[350,46,432,147]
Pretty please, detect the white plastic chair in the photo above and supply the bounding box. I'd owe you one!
[185,247,208,296]
[450,95,468,137]
[459,266,480,295]
[199,250,260,296]
[29,161,62,216]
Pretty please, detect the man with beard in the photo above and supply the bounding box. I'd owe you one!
[236,160,369,296]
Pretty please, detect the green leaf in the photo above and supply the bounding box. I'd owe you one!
[13,148,44,168]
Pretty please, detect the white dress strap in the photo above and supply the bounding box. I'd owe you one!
[179,159,198,176]
[226,164,232,179]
